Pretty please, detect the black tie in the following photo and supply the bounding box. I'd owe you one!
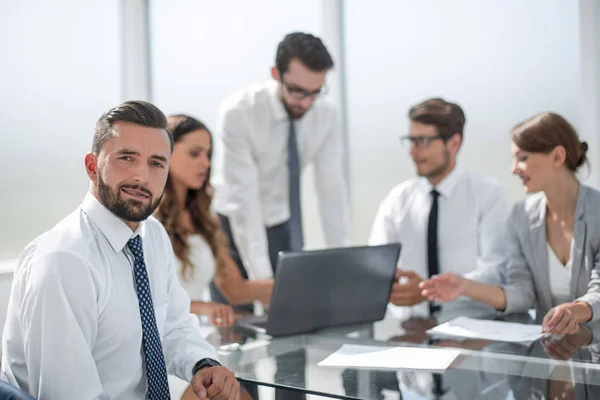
[428,192,445,397]
[288,119,303,251]
[428,338,445,398]
[427,189,441,315]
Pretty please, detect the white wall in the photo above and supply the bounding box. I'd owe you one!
[0,0,121,359]
[580,0,600,189]
[148,0,331,249]
[0,1,121,260]
[344,0,582,244]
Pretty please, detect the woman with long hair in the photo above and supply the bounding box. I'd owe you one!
[420,112,600,335]
[155,114,273,328]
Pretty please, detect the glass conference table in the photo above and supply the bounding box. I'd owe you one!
[202,306,600,399]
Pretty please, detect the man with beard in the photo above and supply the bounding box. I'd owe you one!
[211,31,349,290]
[211,31,348,400]
[1,101,239,400]
[369,98,511,319]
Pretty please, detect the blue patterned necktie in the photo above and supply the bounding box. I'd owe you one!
[127,235,171,400]
[288,119,304,251]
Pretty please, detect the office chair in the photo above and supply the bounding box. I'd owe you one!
[0,381,35,400]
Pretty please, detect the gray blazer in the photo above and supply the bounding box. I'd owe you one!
[504,183,600,323]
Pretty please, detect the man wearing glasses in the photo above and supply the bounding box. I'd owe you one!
[211,31,349,303]
[370,98,511,322]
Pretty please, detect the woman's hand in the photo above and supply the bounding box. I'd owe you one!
[206,302,236,327]
[542,305,580,335]
[419,272,467,303]
[542,324,592,360]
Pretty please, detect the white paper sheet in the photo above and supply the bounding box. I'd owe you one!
[427,316,543,342]
[317,344,460,372]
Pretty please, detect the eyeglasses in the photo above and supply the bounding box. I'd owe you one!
[281,80,328,100]
[400,134,454,149]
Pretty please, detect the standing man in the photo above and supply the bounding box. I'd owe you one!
[370,98,511,320]
[1,101,239,400]
[212,32,350,290]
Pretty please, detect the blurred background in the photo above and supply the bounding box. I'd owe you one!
[1,2,599,397]
[1,0,599,261]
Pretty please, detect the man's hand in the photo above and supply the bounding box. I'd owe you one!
[389,269,426,306]
[191,366,239,400]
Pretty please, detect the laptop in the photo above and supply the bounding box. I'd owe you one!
[236,243,401,337]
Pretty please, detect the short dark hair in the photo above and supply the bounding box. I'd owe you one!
[512,112,588,172]
[275,32,334,74]
[92,100,172,154]
[409,98,466,138]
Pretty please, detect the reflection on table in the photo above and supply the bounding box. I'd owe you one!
[203,306,600,399]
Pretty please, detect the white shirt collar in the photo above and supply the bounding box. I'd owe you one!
[421,166,465,198]
[266,80,289,122]
[81,191,145,253]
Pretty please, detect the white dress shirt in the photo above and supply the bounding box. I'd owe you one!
[1,193,217,400]
[176,234,216,302]
[548,244,572,307]
[212,80,350,280]
[369,167,510,316]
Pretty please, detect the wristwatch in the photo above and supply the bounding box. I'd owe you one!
[192,358,222,376]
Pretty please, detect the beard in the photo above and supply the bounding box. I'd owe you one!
[97,174,161,223]
[421,148,452,179]
[281,95,308,119]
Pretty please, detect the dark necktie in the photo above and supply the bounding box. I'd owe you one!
[427,189,441,315]
[432,372,444,399]
[128,235,171,400]
[428,338,445,398]
[288,119,304,251]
